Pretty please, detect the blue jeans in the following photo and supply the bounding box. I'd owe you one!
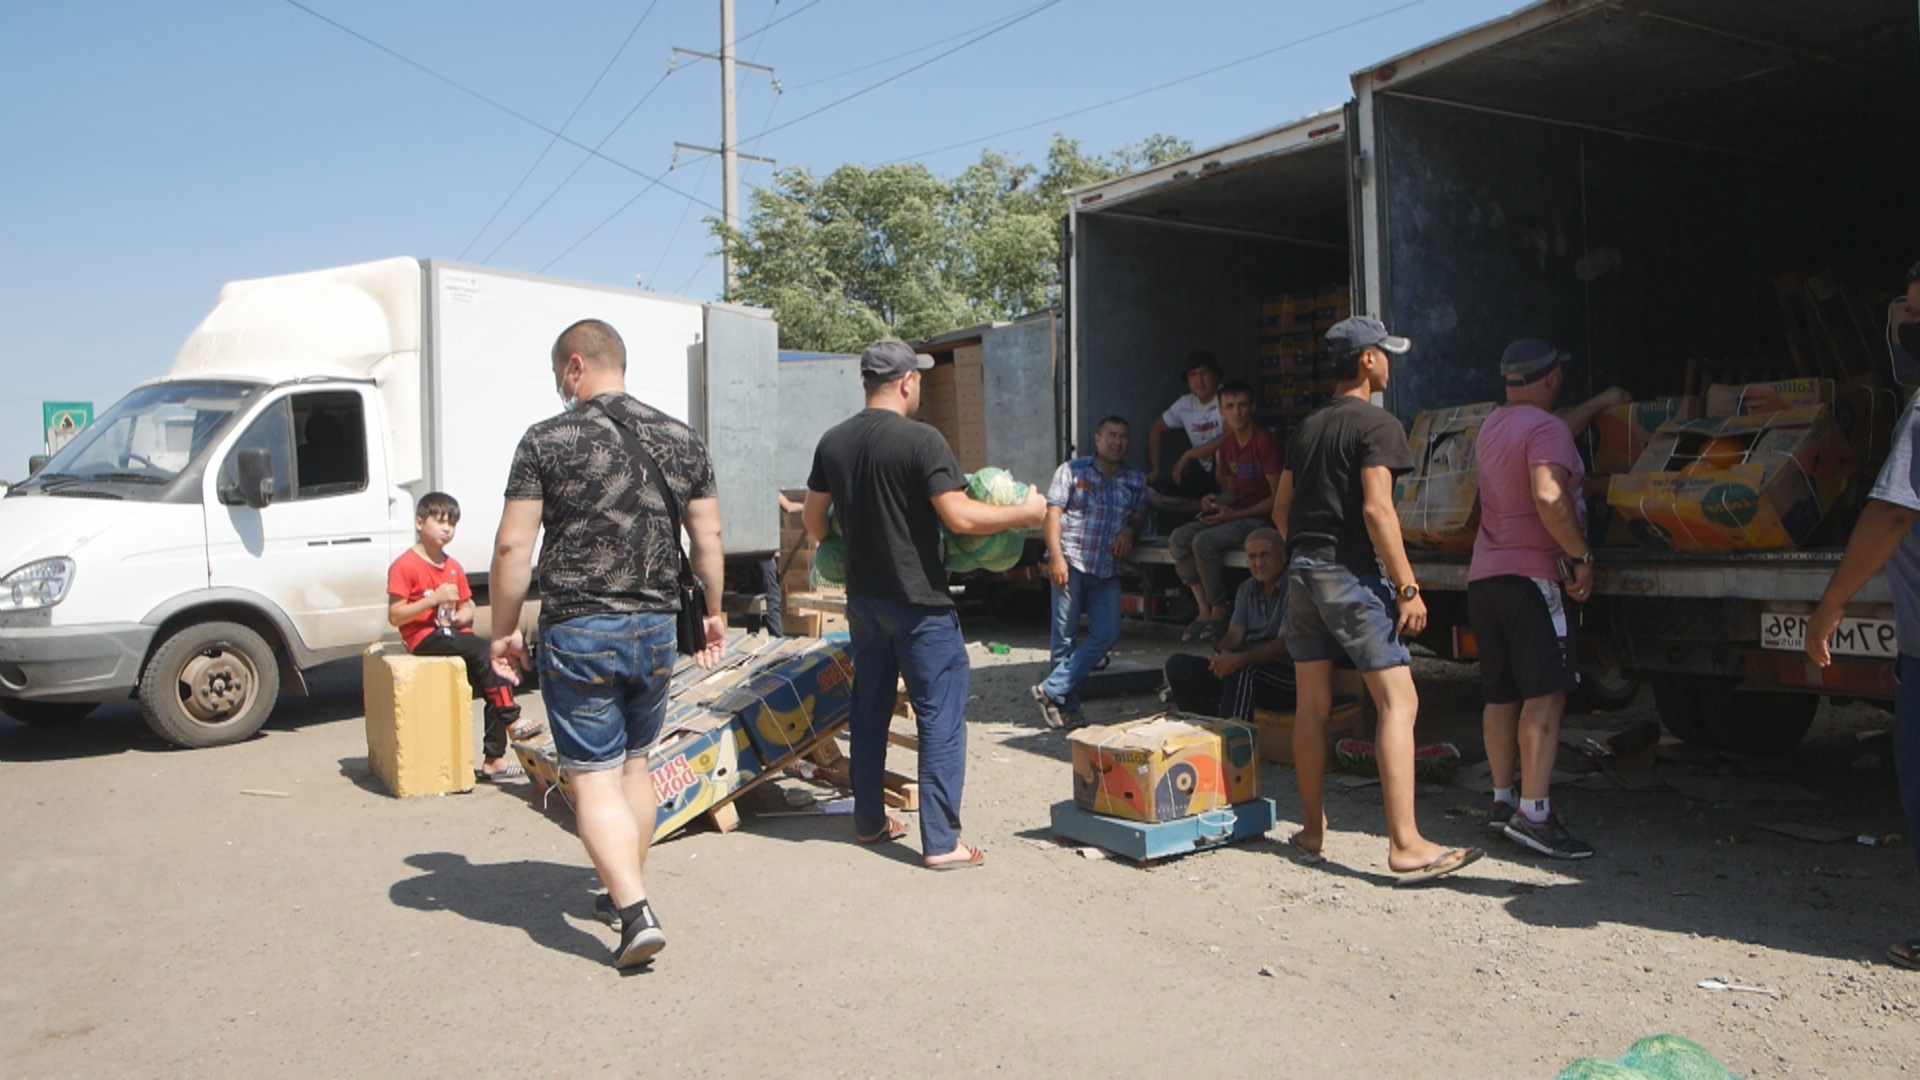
[848,596,970,856]
[1039,568,1123,711]
[538,613,677,771]
[1284,552,1411,673]
[1897,654,1920,882]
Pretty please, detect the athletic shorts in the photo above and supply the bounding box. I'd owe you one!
[1467,575,1577,704]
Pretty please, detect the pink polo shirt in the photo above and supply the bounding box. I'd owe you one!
[1468,404,1586,583]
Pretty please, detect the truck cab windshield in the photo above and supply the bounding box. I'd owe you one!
[19,380,257,498]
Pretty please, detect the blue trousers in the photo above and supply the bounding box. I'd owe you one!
[1898,654,1920,883]
[848,596,971,856]
[1039,567,1123,711]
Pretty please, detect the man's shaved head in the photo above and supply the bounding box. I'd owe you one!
[552,319,627,372]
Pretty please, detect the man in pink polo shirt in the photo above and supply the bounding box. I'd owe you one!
[1468,339,1597,860]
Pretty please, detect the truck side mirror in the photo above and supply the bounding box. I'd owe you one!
[230,448,275,509]
[27,455,49,477]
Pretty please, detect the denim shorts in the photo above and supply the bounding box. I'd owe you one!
[538,612,677,771]
[1284,553,1412,673]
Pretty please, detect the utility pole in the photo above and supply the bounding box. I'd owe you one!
[673,2,777,302]
[720,0,738,301]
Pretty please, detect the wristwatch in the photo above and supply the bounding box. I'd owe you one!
[1568,551,1595,566]
[1396,582,1421,601]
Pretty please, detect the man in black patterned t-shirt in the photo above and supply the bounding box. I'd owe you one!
[489,318,726,969]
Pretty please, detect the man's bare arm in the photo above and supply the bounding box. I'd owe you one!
[802,489,832,543]
[932,487,1047,536]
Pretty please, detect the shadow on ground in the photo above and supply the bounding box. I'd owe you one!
[388,851,609,964]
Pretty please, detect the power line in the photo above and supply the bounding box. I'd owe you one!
[884,0,1432,165]
[457,0,663,259]
[484,67,676,262]
[732,0,829,47]
[538,168,673,274]
[782,3,1051,93]
[279,0,724,215]
[738,0,1063,149]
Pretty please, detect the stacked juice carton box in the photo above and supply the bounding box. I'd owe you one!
[1258,285,1351,431]
[1606,378,1856,551]
[1066,712,1259,823]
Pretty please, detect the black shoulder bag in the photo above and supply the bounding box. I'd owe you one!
[589,399,709,655]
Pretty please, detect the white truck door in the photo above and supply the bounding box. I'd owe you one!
[204,386,394,652]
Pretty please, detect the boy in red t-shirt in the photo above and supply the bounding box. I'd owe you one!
[387,491,539,781]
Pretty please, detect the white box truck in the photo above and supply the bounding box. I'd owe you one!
[0,257,777,747]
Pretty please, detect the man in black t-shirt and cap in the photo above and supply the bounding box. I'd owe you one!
[1271,315,1483,885]
[805,340,1046,871]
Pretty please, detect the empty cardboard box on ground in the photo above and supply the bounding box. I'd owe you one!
[1068,713,1257,823]
[363,644,474,798]
[1606,403,1854,551]
[1396,402,1495,550]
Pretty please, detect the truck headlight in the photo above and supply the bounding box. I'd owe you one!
[0,558,75,611]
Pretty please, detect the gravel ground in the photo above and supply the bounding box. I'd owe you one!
[2,613,1916,1078]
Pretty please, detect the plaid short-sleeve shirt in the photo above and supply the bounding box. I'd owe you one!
[1046,456,1148,579]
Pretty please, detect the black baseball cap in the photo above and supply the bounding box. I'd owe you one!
[860,339,935,382]
[1500,338,1572,383]
[1325,315,1410,356]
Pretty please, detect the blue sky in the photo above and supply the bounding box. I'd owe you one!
[0,0,1520,476]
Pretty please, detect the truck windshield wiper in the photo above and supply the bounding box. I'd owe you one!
[85,471,171,485]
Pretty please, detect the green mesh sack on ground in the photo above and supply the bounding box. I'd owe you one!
[1556,1035,1739,1080]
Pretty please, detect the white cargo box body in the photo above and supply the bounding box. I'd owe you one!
[170,258,776,571]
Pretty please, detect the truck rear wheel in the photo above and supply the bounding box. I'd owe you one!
[1570,664,1641,713]
[1699,688,1819,756]
[0,699,99,727]
[1650,679,1718,749]
[139,621,280,748]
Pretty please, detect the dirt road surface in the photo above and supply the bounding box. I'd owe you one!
[3,620,1916,1078]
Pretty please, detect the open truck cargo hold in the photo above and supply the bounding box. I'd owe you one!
[1068,0,1917,750]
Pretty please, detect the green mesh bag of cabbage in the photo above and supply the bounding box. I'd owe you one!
[942,468,1031,574]
[808,468,1031,584]
[1556,1035,1739,1080]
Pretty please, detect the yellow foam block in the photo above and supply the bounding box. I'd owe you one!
[363,644,473,798]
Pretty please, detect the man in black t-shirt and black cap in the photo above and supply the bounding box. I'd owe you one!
[805,340,1046,871]
[1272,315,1483,885]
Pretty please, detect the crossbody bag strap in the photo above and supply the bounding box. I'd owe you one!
[587,397,696,587]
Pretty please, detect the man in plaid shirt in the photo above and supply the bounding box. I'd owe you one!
[1033,416,1148,729]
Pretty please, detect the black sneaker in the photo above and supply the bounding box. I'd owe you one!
[613,901,667,968]
[593,892,617,927]
[1487,802,1517,831]
[1503,812,1594,860]
[1031,684,1066,729]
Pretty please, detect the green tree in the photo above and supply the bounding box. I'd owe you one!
[714,134,1190,352]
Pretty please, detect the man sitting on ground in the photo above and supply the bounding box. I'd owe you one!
[1163,528,1296,721]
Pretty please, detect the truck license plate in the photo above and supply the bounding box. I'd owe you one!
[1760,611,1899,659]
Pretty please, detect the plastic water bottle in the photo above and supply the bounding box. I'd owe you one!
[435,600,456,634]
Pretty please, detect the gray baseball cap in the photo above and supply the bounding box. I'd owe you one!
[860,339,935,382]
[1500,338,1572,383]
[1325,315,1410,356]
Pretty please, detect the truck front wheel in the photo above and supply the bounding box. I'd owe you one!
[0,699,99,727]
[139,621,280,748]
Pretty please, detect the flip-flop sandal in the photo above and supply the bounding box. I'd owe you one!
[1179,618,1215,643]
[507,718,546,741]
[476,765,526,784]
[1286,832,1327,865]
[1392,846,1484,887]
[856,816,908,844]
[1889,939,1920,971]
[923,845,985,871]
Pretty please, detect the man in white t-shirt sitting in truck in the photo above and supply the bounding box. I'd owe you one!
[1147,350,1224,516]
